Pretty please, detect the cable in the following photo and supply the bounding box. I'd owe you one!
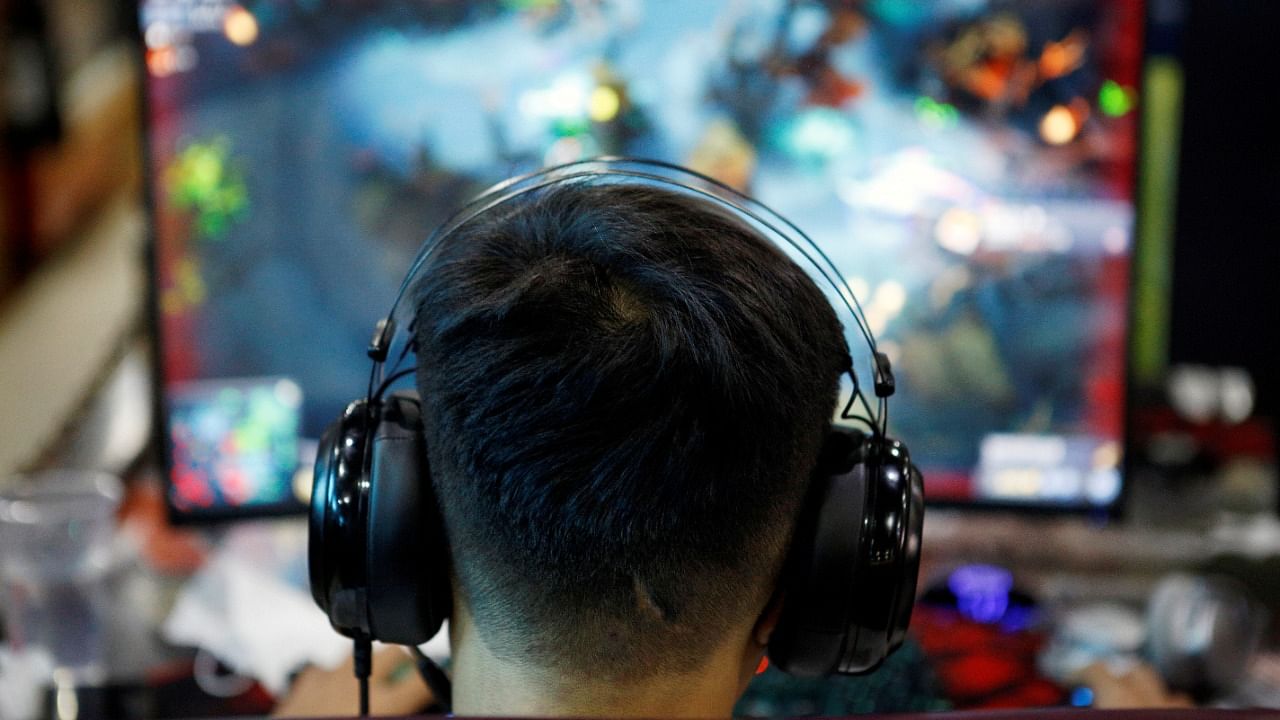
[374,367,417,401]
[842,413,880,436]
[353,637,372,717]
[409,646,453,714]
[840,372,885,437]
[879,395,889,437]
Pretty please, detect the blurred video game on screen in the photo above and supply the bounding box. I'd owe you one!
[141,0,1141,518]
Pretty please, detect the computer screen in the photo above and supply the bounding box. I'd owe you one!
[140,0,1141,519]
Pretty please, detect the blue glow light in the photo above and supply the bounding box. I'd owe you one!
[948,564,1014,624]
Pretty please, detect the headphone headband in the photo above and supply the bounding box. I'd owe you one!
[369,157,893,434]
[310,158,925,701]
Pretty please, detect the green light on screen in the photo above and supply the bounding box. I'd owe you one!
[1099,80,1136,117]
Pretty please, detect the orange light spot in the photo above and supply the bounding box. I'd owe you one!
[146,47,177,77]
[1039,31,1089,79]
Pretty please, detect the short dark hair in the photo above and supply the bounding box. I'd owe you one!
[412,182,849,677]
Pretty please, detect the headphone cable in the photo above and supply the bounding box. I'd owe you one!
[353,637,372,717]
[373,367,417,401]
[409,646,453,714]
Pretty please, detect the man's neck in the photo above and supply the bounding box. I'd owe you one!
[449,623,747,718]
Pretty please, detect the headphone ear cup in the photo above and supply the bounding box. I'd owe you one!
[839,438,924,672]
[308,419,339,617]
[364,392,452,645]
[768,428,869,677]
[768,429,924,677]
[309,401,374,638]
[886,441,924,651]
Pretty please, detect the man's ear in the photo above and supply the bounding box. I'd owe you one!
[752,593,785,648]
[738,594,786,693]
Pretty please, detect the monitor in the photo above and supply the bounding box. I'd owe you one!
[140,0,1142,519]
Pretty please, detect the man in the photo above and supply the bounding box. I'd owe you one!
[276,179,1198,718]
[283,180,849,717]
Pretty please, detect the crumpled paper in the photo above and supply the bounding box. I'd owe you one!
[162,551,349,695]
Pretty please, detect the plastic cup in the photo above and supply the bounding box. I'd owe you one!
[0,471,123,685]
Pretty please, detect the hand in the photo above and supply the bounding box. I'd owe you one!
[273,646,434,717]
[1077,660,1195,709]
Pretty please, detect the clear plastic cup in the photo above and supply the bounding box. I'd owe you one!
[0,471,123,685]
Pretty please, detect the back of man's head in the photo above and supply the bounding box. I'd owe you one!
[412,182,850,679]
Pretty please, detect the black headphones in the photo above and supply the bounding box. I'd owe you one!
[308,158,924,703]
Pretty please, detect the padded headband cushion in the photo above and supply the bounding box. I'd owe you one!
[365,392,452,645]
[768,428,868,677]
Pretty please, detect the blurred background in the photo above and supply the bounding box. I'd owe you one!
[1,0,1279,717]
